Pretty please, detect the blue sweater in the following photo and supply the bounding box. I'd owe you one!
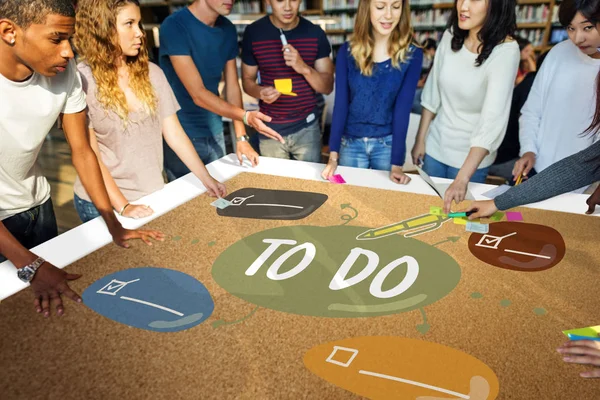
[329,42,422,166]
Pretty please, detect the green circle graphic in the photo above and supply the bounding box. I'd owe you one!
[212,225,461,317]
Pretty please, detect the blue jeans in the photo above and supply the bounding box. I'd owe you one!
[259,121,322,162]
[412,87,423,115]
[0,198,58,263]
[339,134,392,171]
[74,194,101,223]
[422,154,489,183]
[164,134,226,182]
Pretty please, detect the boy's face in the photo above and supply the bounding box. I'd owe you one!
[9,14,75,77]
[268,0,301,26]
[206,0,235,16]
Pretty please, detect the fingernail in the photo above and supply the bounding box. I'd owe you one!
[78,298,82,302]
[563,357,571,361]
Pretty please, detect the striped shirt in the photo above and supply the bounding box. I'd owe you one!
[242,16,331,135]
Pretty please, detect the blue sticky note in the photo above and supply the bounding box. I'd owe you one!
[466,221,489,234]
[211,198,232,209]
[83,267,214,332]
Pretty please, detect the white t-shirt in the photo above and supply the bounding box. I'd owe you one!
[519,39,600,173]
[0,58,86,220]
[421,30,520,169]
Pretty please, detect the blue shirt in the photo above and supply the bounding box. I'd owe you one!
[329,42,422,166]
[159,9,238,138]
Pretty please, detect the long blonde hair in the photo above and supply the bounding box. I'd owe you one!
[350,0,415,76]
[74,0,157,121]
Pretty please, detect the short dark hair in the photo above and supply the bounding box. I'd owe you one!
[0,0,75,28]
[558,0,599,26]
[422,38,437,51]
[579,0,600,24]
[515,35,531,51]
[448,0,517,66]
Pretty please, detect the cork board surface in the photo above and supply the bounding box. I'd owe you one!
[1,172,599,399]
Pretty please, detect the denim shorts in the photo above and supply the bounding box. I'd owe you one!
[74,193,101,223]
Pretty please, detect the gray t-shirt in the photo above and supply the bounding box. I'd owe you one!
[74,62,180,203]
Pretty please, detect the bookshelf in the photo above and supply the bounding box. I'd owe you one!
[139,0,566,60]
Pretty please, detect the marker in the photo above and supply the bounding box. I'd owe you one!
[448,211,475,218]
[279,28,290,52]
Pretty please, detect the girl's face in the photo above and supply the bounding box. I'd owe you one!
[520,44,534,60]
[370,0,402,38]
[567,12,600,56]
[116,3,144,58]
[457,0,488,33]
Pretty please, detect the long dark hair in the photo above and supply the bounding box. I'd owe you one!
[448,0,517,66]
[580,0,600,136]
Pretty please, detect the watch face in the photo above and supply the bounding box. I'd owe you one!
[17,267,34,282]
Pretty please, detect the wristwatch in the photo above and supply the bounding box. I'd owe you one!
[17,257,45,283]
[236,135,250,142]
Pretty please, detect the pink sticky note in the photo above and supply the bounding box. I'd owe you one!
[506,211,523,221]
[328,174,346,184]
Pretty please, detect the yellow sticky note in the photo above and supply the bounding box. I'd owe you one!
[274,78,297,96]
[453,217,478,225]
[429,206,443,215]
[562,325,600,339]
[453,217,468,225]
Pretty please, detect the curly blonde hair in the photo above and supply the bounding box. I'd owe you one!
[74,0,157,121]
[350,0,415,76]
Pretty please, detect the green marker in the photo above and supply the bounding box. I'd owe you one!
[448,211,475,218]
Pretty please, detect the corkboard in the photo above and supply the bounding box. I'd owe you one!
[1,172,599,399]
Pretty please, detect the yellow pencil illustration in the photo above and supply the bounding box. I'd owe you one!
[356,214,451,240]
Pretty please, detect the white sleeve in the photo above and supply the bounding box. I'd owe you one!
[470,45,520,152]
[518,51,552,156]
[61,58,87,114]
[421,31,450,114]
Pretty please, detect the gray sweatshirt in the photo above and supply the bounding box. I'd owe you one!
[494,140,600,210]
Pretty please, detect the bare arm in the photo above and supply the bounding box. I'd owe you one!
[0,222,38,268]
[86,127,128,211]
[61,111,163,245]
[241,62,266,100]
[170,55,245,121]
[283,45,334,95]
[169,55,282,141]
[223,59,247,139]
[302,56,334,95]
[224,59,260,166]
[442,147,489,213]
[162,113,227,196]
[61,111,121,231]
[85,128,153,219]
[411,107,436,165]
